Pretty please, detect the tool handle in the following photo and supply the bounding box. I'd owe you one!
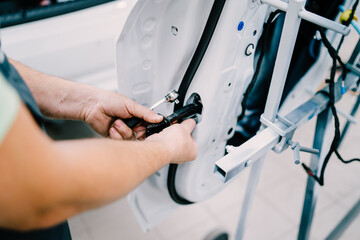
[146,104,202,137]
[146,118,171,137]
[145,93,203,136]
[167,104,201,122]
[123,117,142,129]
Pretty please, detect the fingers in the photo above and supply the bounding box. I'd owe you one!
[134,126,146,140]
[110,120,135,141]
[126,100,163,124]
[180,119,197,133]
[109,127,123,140]
[135,131,146,140]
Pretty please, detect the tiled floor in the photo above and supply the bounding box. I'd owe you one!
[69,93,360,240]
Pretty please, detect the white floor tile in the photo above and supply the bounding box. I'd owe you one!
[154,202,219,240]
[261,176,336,225]
[276,227,304,240]
[78,198,164,240]
[89,220,163,240]
[203,169,250,214]
[337,191,360,211]
[319,158,360,198]
[214,195,295,240]
[69,215,94,240]
[256,152,296,191]
[310,203,355,239]
[71,232,95,240]
[162,217,224,240]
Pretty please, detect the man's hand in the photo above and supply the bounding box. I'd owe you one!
[82,89,163,139]
[145,119,198,164]
[9,59,162,139]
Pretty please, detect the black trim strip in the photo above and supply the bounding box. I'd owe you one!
[167,0,227,205]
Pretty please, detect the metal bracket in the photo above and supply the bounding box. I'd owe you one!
[287,139,319,165]
[260,114,296,137]
[260,114,319,164]
[214,72,358,183]
[260,114,296,154]
[261,0,350,35]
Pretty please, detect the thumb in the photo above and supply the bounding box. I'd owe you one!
[181,119,197,133]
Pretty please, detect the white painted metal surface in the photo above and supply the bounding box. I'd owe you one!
[116,0,268,231]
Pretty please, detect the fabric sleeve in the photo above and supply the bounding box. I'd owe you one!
[0,72,20,144]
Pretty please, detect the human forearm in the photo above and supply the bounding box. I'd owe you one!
[1,139,170,231]
[13,138,170,230]
[0,100,196,231]
[54,139,170,210]
[9,58,97,120]
[0,104,171,230]
[30,139,173,232]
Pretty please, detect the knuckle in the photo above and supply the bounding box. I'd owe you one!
[126,101,137,115]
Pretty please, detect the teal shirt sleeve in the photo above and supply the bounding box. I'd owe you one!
[0,72,20,144]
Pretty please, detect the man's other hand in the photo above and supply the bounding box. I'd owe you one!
[145,119,198,164]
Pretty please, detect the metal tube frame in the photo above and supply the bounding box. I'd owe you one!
[298,39,360,240]
[214,68,357,182]
[235,0,306,239]
[261,0,350,35]
[212,0,355,239]
[297,108,333,240]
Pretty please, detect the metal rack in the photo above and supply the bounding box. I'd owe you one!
[213,0,359,239]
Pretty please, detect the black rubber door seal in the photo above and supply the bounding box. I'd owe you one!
[167,0,227,205]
